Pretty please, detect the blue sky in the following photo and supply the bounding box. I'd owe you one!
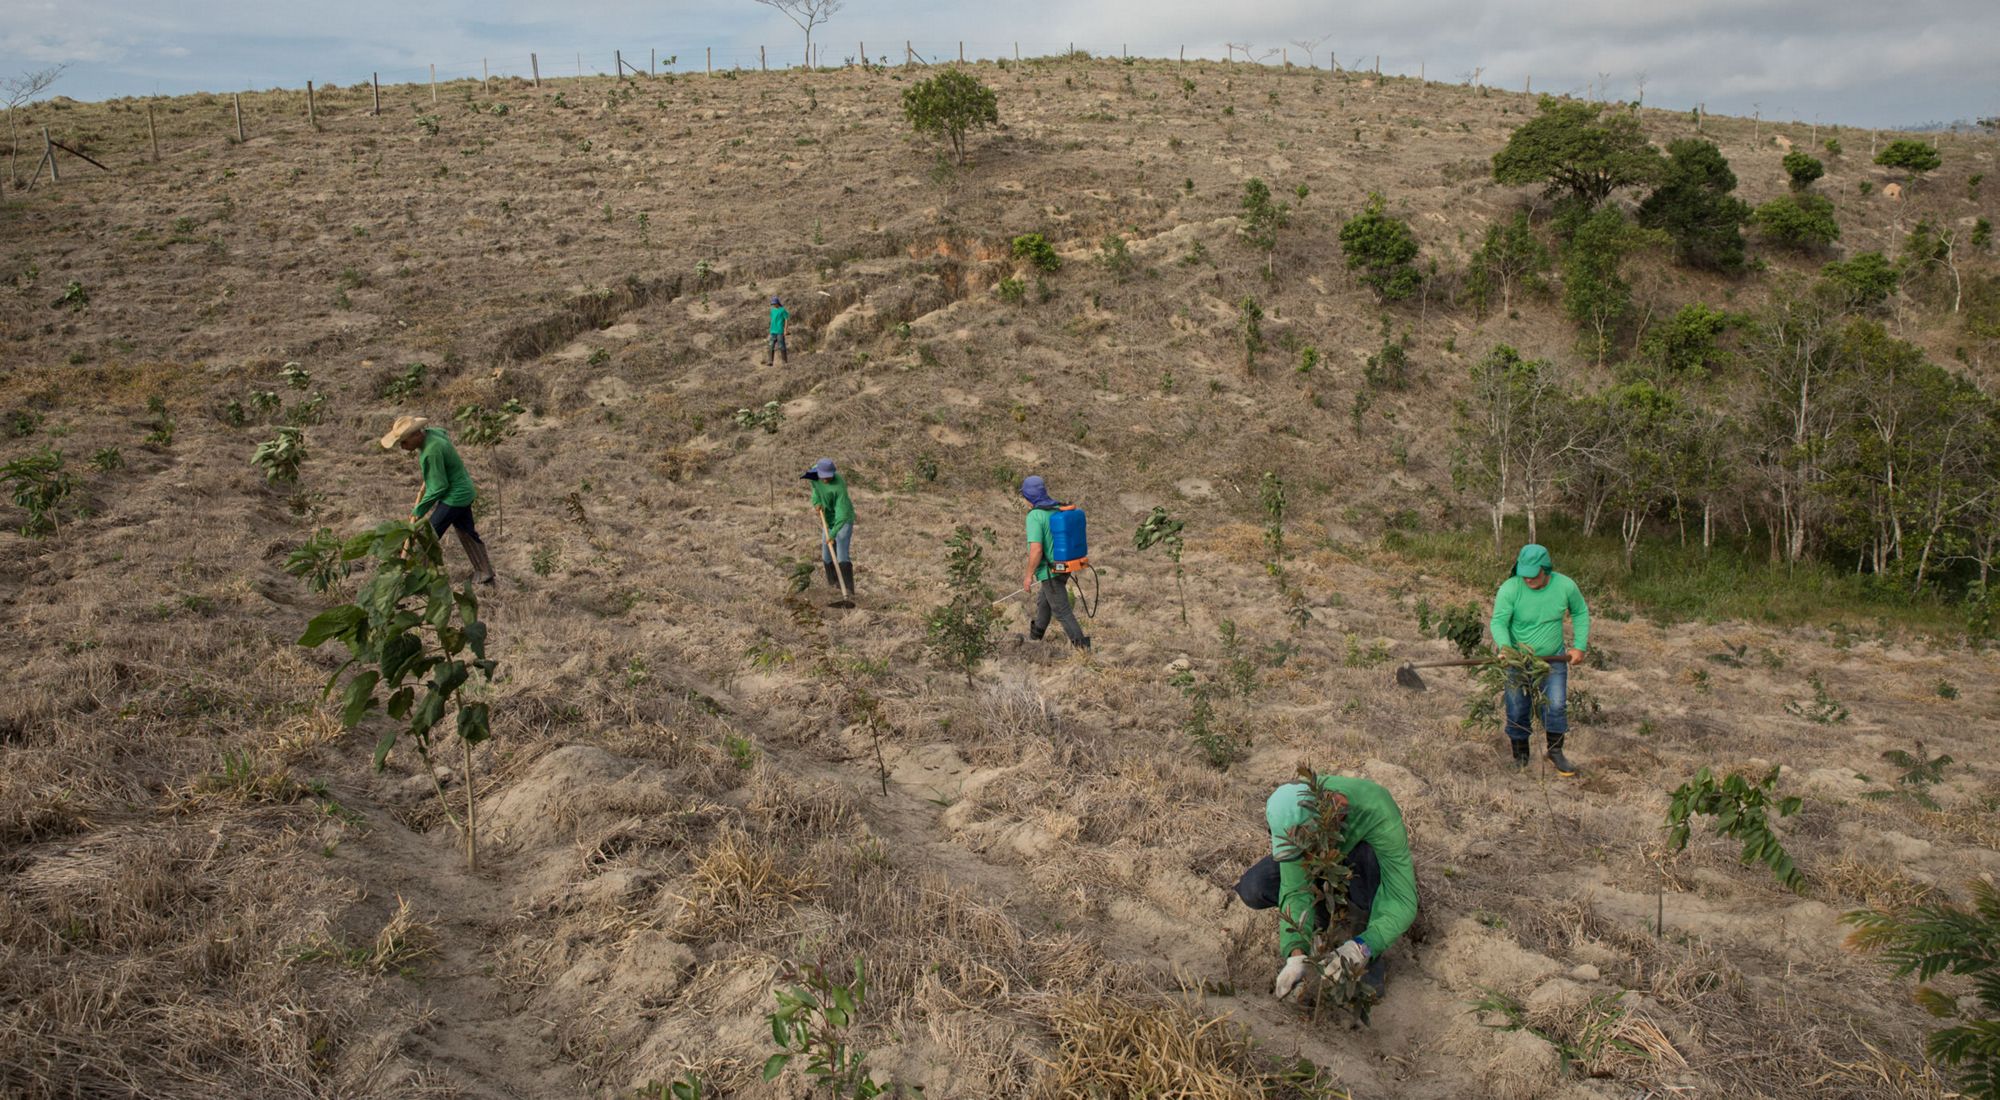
[3,0,1996,128]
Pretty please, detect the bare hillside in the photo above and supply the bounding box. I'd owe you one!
[2,57,1998,1099]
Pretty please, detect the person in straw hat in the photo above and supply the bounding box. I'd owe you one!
[380,414,495,585]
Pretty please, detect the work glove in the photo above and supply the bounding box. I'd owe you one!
[1273,955,1311,1000]
[1331,939,1371,979]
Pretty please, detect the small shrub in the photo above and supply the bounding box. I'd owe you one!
[923,525,1001,684]
[530,544,561,577]
[285,527,348,594]
[1781,151,1825,191]
[733,401,783,434]
[1752,193,1840,251]
[996,276,1025,303]
[1338,192,1421,301]
[251,426,308,485]
[901,68,998,165]
[279,362,312,389]
[1097,234,1135,281]
[1426,601,1486,658]
[1784,672,1849,725]
[379,362,428,400]
[1860,742,1954,810]
[1133,506,1187,624]
[764,957,891,1095]
[453,399,524,446]
[1665,766,1804,891]
[1011,233,1061,273]
[89,447,122,471]
[2,447,73,536]
[51,280,88,311]
[1874,138,1941,181]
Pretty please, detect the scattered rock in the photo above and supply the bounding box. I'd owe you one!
[1569,963,1601,982]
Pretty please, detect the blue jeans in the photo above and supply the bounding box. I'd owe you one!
[820,521,851,564]
[767,331,788,361]
[1504,659,1567,744]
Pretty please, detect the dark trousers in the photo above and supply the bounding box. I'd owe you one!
[1235,842,1381,930]
[767,332,788,362]
[428,502,483,544]
[1030,573,1085,643]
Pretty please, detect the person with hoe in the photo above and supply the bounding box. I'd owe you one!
[767,295,790,366]
[1019,475,1089,650]
[1489,543,1590,776]
[381,414,495,586]
[1238,772,1419,1001]
[801,457,854,606]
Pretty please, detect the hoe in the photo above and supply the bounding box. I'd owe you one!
[1394,652,1573,691]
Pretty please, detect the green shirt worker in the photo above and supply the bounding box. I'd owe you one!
[767,296,791,365]
[1020,475,1088,649]
[801,457,855,601]
[1234,775,1419,1000]
[1489,543,1590,775]
[381,415,494,586]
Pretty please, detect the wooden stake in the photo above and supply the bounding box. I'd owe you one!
[233,93,244,142]
[483,58,489,88]
[1375,54,1381,75]
[372,72,380,115]
[905,41,912,66]
[464,736,477,871]
[616,49,623,79]
[760,45,766,71]
[430,63,437,102]
[649,48,655,77]
[959,41,964,64]
[147,102,160,161]
[1179,45,1184,69]
[576,52,581,77]
[43,127,57,183]
[860,41,866,65]
[531,52,541,87]
[707,46,712,75]
[1525,74,1530,94]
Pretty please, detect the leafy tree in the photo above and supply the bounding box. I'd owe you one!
[1636,303,1732,380]
[1664,765,1805,891]
[1562,207,1662,363]
[1455,345,1580,551]
[1843,879,2000,1099]
[1875,138,1942,183]
[1010,233,1061,273]
[1239,177,1289,277]
[1781,151,1825,191]
[298,521,497,868]
[1637,139,1751,272]
[1491,96,1664,208]
[1338,192,1421,302]
[1819,251,1900,308]
[1466,212,1550,316]
[901,68,998,165]
[1751,193,1840,252]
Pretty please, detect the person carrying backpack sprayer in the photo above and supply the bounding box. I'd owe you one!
[1019,475,1091,650]
[1490,543,1589,776]
[766,296,790,366]
[802,458,854,607]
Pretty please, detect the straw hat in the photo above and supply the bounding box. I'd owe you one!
[379,415,429,449]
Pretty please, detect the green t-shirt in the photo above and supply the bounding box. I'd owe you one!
[1025,507,1055,582]
[809,475,854,531]
[769,306,790,334]
[1489,572,1591,657]
[413,428,476,517]
[1266,776,1419,959]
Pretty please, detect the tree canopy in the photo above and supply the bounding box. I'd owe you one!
[1492,97,1664,208]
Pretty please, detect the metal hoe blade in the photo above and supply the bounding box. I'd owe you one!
[1394,664,1428,691]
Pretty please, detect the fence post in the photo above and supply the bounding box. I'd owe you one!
[531,53,540,87]
[860,41,866,66]
[484,58,489,89]
[959,41,964,63]
[372,72,380,115]
[44,127,57,183]
[430,63,437,103]
[1525,74,1531,94]
[576,52,581,77]
[307,81,317,128]
[616,49,623,79]
[147,102,160,161]
[760,45,766,71]
[650,49,656,77]
[233,93,245,142]
[1179,45,1184,70]
[707,47,712,76]
[1283,48,1288,66]
[1375,54,1381,75]
[905,41,911,67]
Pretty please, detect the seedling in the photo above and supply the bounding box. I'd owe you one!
[1784,673,1848,725]
[252,426,308,484]
[1276,767,1378,1024]
[454,399,524,446]
[298,521,497,869]
[1664,766,1804,892]
[379,362,429,401]
[285,527,349,594]
[923,525,1000,685]
[1861,742,1954,810]
[1842,878,2000,1099]
[2,447,72,535]
[764,957,903,1096]
[1132,506,1187,624]
[733,401,784,434]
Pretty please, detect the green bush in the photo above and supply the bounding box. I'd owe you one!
[1752,193,1840,251]
[1010,233,1061,273]
[1781,151,1825,191]
[453,399,525,446]
[251,427,308,484]
[379,362,428,400]
[1819,251,1900,307]
[1874,139,1941,181]
[1637,139,1750,271]
[1338,192,1421,301]
[900,68,998,165]
[1637,303,1732,378]
[1239,177,1289,276]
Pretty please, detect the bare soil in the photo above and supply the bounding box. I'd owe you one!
[2,57,1997,1099]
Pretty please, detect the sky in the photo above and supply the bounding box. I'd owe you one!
[2,0,1997,129]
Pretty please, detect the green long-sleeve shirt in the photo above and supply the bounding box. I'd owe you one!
[1488,572,1590,656]
[809,474,854,531]
[1266,776,1420,959]
[412,428,476,518]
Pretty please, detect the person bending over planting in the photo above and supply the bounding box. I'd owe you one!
[1020,475,1089,650]
[1489,542,1590,776]
[1238,773,1418,1001]
[381,414,494,585]
[802,457,854,604]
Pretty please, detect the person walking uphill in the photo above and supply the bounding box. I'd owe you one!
[801,458,854,605]
[766,296,790,366]
[1490,543,1590,776]
[381,415,495,585]
[1236,774,1419,1001]
[1020,475,1088,650]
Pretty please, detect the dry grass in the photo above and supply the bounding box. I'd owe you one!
[1031,989,1329,1099]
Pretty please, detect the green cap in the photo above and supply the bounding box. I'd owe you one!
[1514,543,1552,578]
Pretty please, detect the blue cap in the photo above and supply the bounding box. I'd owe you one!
[771,296,782,305]
[1020,475,1058,508]
[800,457,836,480]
